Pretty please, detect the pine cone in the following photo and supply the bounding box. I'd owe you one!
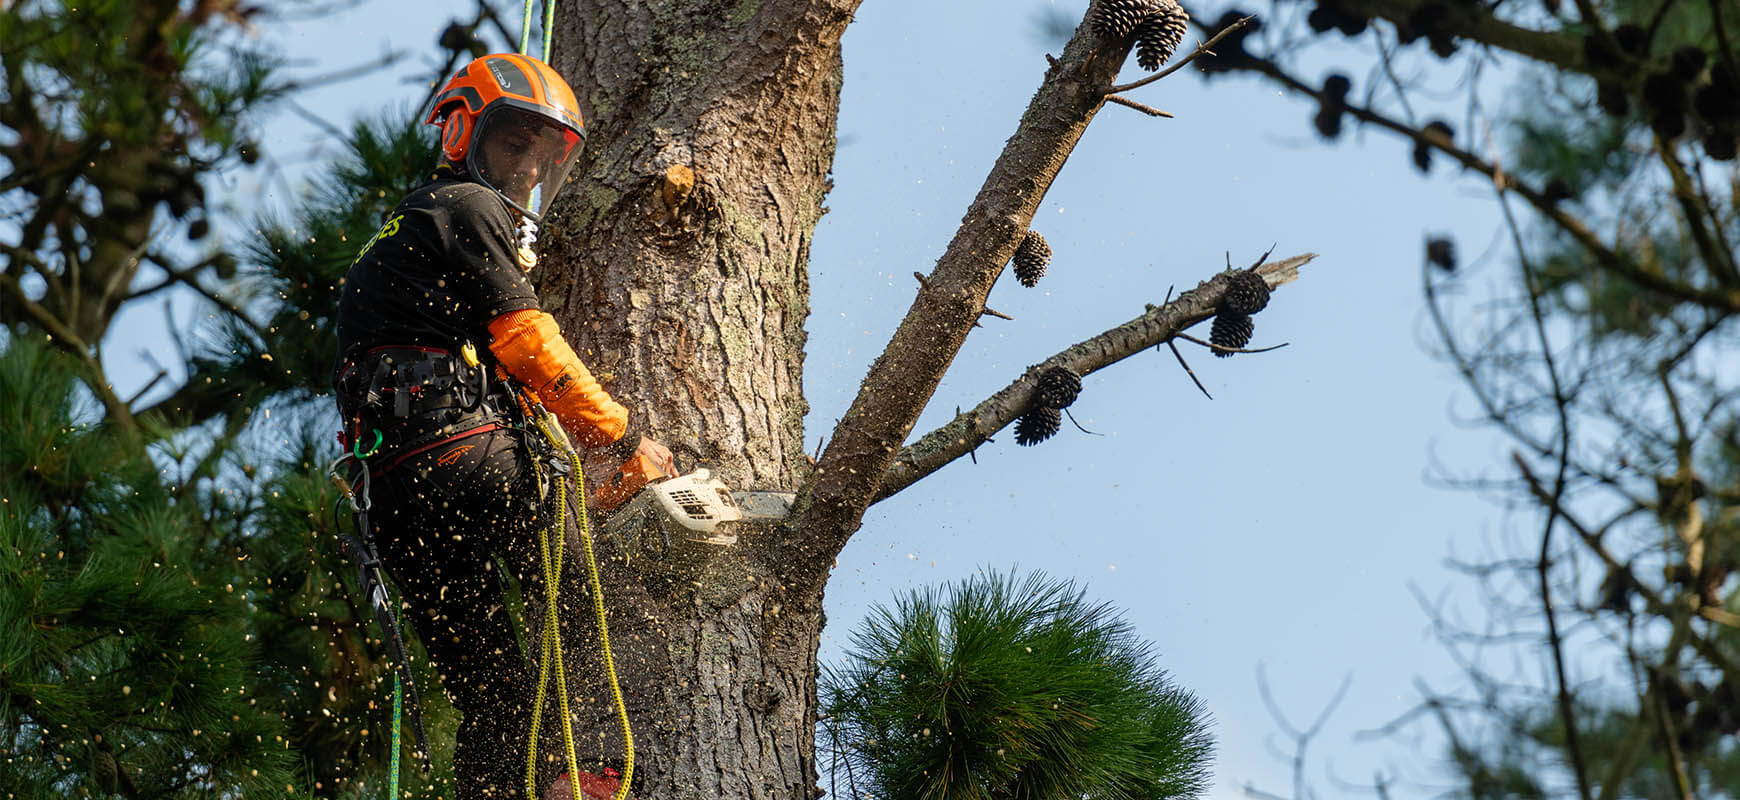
[1210,313,1254,357]
[1092,0,1157,40]
[1135,1,1190,71]
[1035,366,1082,409]
[1015,406,1062,446]
[1412,119,1453,173]
[1706,130,1738,161]
[1012,230,1051,287]
[1425,236,1456,272]
[1219,270,1270,315]
[93,748,118,795]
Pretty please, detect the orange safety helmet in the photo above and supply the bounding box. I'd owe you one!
[426,54,585,220]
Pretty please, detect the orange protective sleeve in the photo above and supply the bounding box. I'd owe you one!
[487,309,629,448]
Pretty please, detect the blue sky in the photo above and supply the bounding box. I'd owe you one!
[107,1,1539,796]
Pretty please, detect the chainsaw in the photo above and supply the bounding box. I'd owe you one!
[591,454,791,542]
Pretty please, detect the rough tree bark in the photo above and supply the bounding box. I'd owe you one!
[534,2,1309,797]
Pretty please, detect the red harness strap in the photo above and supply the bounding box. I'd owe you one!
[370,422,504,478]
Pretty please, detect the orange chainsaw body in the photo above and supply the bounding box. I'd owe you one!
[591,453,670,512]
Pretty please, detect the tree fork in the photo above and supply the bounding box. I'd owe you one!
[786,16,1139,593]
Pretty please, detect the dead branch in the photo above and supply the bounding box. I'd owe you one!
[1106,94,1173,118]
[1243,53,1740,314]
[1110,15,1255,94]
[1167,339,1212,400]
[873,254,1313,502]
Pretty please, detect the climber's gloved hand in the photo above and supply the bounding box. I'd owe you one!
[634,436,677,479]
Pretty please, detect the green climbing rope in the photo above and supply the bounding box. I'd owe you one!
[518,0,559,61]
[390,676,403,799]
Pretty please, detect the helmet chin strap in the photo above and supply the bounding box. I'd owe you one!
[516,216,540,270]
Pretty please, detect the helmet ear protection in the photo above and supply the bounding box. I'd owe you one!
[439,111,470,163]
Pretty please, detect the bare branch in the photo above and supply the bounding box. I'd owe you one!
[1105,94,1174,118]
[1498,185,1594,800]
[1242,54,1740,314]
[1168,339,1213,400]
[1174,332,1290,355]
[872,254,1314,502]
[123,370,170,408]
[1650,691,1694,800]
[1254,662,1354,800]
[1110,16,1255,94]
[1653,133,1740,287]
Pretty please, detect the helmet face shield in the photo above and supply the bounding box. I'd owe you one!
[467,105,583,220]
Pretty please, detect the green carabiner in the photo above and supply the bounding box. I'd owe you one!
[354,429,383,460]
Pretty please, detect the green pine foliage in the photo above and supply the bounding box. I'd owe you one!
[202,112,457,799]
[820,570,1212,800]
[2,96,458,795]
[0,339,299,797]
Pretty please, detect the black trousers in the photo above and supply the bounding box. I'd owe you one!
[368,424,621,798]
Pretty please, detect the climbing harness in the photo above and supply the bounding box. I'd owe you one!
[522,400,634,800]
[326,451,432,788]
[332,348,633,799]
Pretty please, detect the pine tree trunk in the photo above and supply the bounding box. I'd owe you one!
[537,1,857,796]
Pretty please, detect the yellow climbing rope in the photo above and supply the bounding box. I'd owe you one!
[512,1,634,794]
[524,407,634,800]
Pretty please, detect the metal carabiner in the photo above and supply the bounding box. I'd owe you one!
[326,453,372,513]
[351,466,373,513]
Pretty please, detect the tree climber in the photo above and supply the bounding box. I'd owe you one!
[333,53,674,799]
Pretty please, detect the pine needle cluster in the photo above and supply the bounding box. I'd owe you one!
[820,570,1214,800]
[1,108,456,797]
[0,341,298,797]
